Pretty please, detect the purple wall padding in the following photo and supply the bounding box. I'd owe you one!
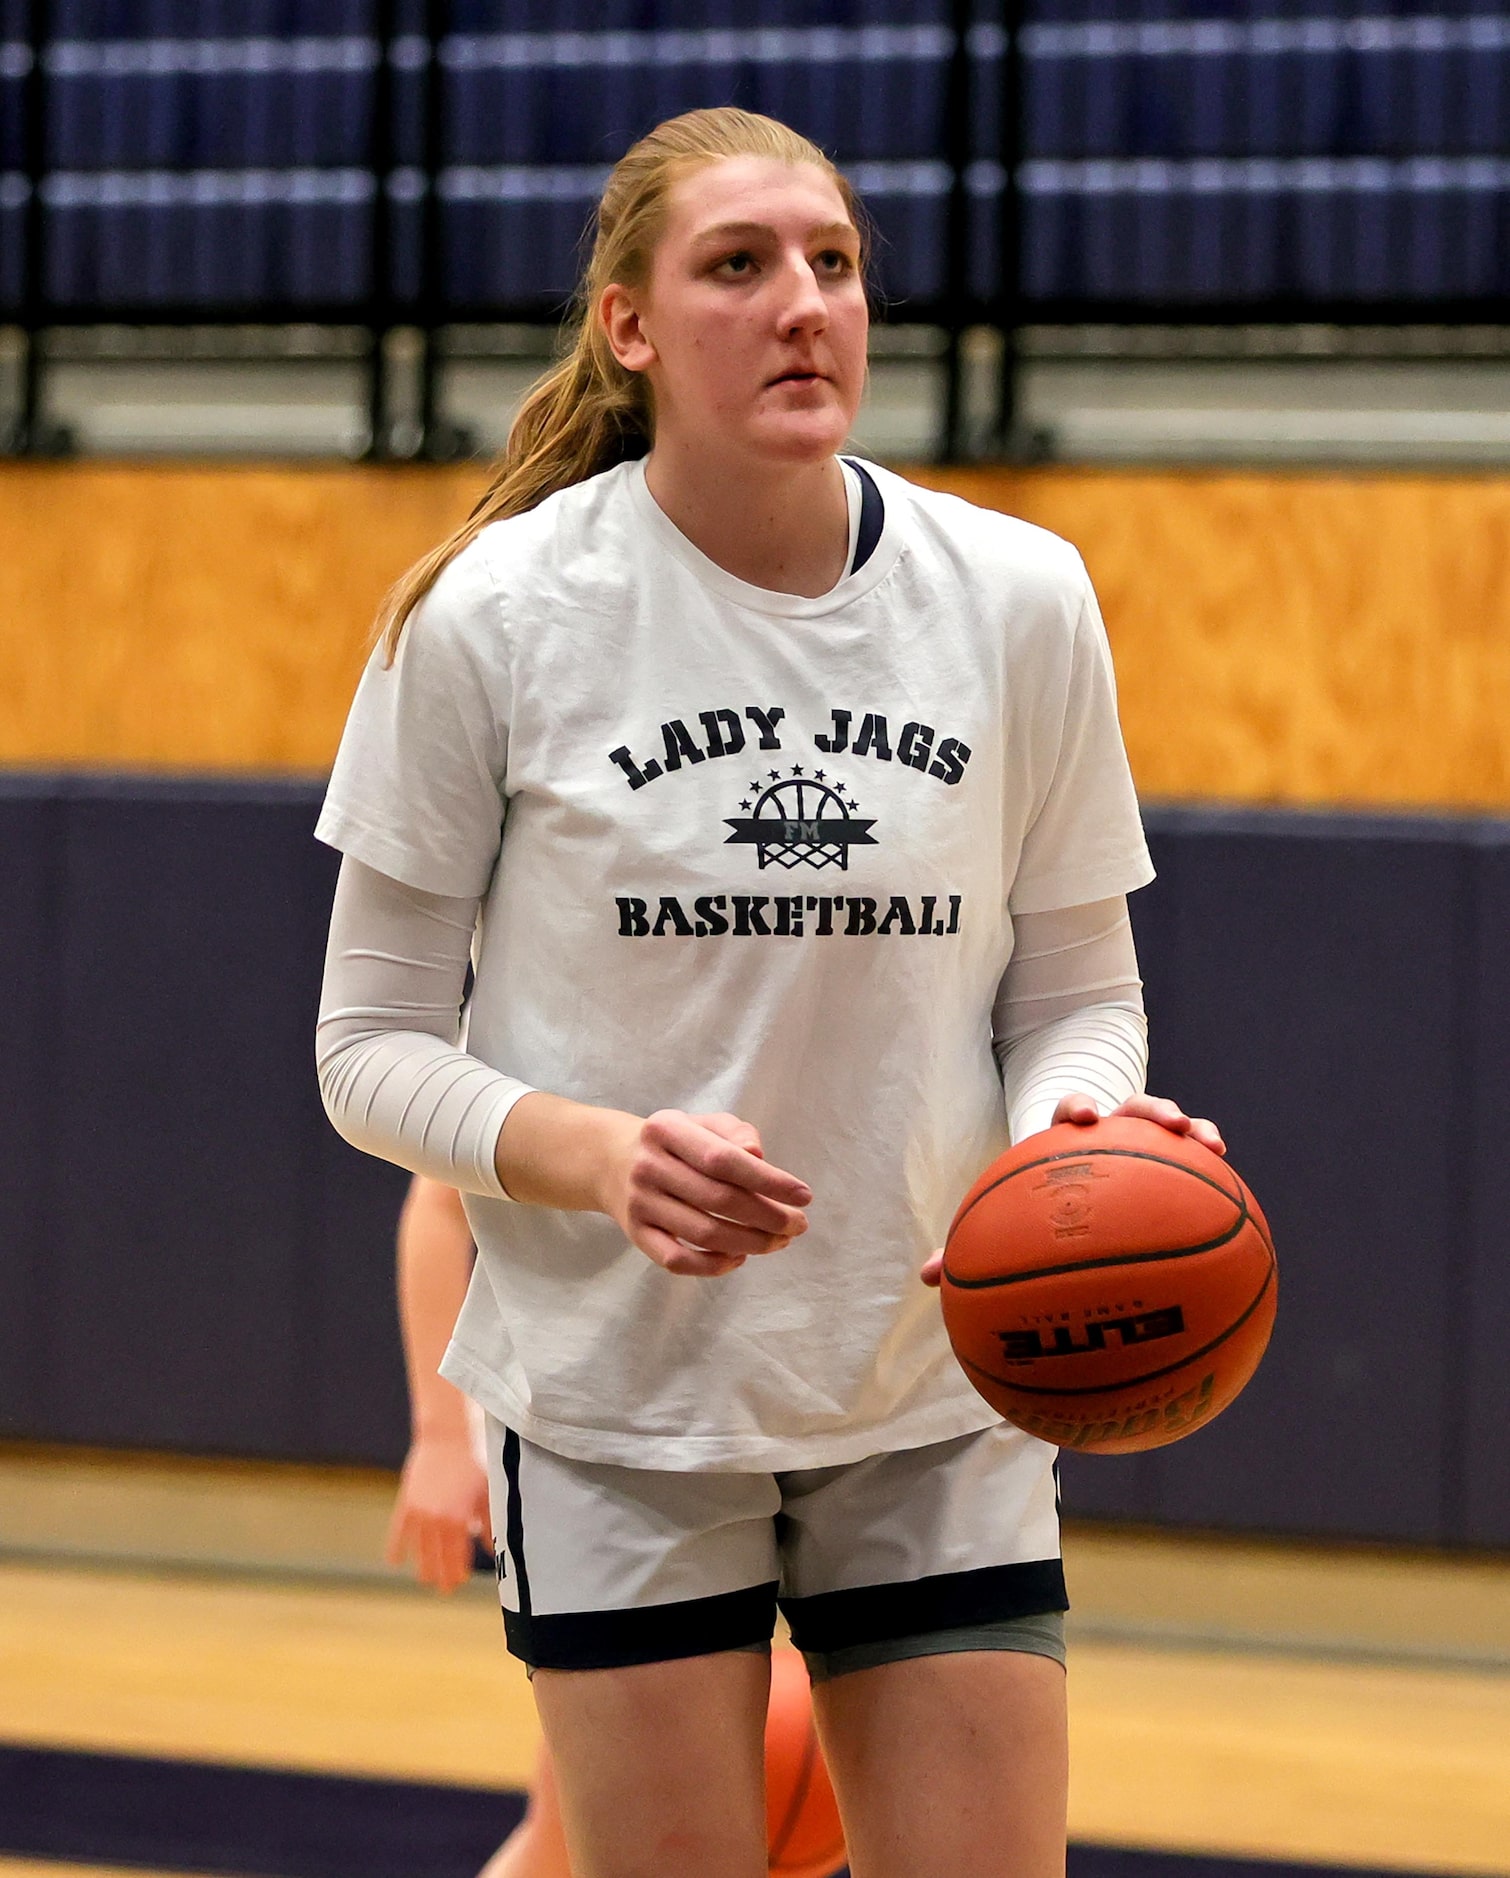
[1058,807,1499,1548]
[0,780,62,1442]
[1461,837,1510,1548]
[3,775,409,1469]
[2,777,1509,1542]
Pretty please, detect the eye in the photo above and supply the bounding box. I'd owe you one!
[815,248,855,276]
[715,250,757,277]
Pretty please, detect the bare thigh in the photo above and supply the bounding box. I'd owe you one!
[812,1649,1068,1878]
[477,1743,573,1878]
[530,1649,771,1878]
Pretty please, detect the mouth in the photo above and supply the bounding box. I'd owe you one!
[768,368,826,388]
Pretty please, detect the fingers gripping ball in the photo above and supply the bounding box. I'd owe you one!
[765,1647,846,1877]
[940,1117,1277,1455]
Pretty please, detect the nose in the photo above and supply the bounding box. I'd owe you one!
[778,253,829,337]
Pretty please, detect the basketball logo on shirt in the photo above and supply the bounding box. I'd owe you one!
[723,768,877,872]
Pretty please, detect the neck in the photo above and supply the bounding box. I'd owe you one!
[643,438,849,598]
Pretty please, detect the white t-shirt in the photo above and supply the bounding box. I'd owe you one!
[318,458,1153,1471]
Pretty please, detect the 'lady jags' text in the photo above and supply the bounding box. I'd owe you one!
[608,705,971,790]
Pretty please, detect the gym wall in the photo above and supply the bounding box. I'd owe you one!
[3,463,1509,1551]
[5,462,1510,804]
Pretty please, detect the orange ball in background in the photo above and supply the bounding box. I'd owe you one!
[765,1646,846,1877]
[940,1116,1277,1456]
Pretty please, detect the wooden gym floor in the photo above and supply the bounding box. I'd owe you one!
[3,1445,1509,1878]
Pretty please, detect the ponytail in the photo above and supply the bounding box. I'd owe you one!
[377,107,866,662]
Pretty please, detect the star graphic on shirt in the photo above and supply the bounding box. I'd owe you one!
[790,764,805,776]
[748,781,762,793]
[768,769,781,780]
[813,769,827,781]
[845,796,860,810]
[739,800,751,812]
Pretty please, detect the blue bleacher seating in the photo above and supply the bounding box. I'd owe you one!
[42,167,374,308]
[2,2,28,313]
[0,172,24,308]
[0,26,27,172]
[1018,152,1510,305]
[43,36,377,170]
[6,5,1509,320]
[1020,15,1510,161]
[437,26,950,168]
[1013,9,1510,308]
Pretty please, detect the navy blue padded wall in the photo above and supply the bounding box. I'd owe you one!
[10,778,1510,1526]
[1060,810,1473,1545]
[49,782,321,1455]
[1461,833,1510,1548]
[1053,838,1178,1525]
[35,778,407,1466]
[300,834,411,1469]
[0,782,61,1441]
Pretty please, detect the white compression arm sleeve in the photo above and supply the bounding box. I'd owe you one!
[992,898,1149,1144]
[316,855,535,1197]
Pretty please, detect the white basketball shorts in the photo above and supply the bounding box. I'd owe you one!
[483,1416,1067,1676]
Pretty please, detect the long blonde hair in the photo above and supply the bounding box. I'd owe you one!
[378,107,869,660]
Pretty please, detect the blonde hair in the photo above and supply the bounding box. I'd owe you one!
[378,107,868,659]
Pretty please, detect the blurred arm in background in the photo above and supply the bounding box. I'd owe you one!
[385,1175,491,1594]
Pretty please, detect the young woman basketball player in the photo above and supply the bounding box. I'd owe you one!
[317,108,1222,1878]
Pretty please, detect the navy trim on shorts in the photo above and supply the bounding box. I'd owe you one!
[500,1429,533,1620]
[845,457,884,573]
[503,1580,781,1672]
[779,1558,1068,1657]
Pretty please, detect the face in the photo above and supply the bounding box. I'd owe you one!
[600,155,869,467]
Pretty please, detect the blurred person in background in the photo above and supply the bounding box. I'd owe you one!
[387,1173,571,1878]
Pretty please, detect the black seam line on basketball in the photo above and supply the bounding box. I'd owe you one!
[769,1716,818,1863]
[943,1205,1251,1291]
[960,1262,1276,1399]
[952,1145,1244,1240]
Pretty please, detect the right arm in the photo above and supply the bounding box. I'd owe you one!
[316,855,811,1277]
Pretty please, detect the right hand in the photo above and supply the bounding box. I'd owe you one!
[385,1432,491,1594]
[602,1109,812,1278]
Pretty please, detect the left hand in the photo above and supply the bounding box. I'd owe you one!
[919,1091,1225,1286]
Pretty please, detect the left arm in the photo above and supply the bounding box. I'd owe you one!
[992,896,1149,1143]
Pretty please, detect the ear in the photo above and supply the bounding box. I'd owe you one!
[599,283,657,375]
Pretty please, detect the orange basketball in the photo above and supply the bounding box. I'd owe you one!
[940,1116,1276,1455]
[765,1646,846,1877]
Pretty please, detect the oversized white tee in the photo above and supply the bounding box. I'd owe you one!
[317,458,1154,1471]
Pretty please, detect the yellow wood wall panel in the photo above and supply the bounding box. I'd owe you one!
[4,462,1510,806]
[0,465,483,773]
[910,466,1510,809]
